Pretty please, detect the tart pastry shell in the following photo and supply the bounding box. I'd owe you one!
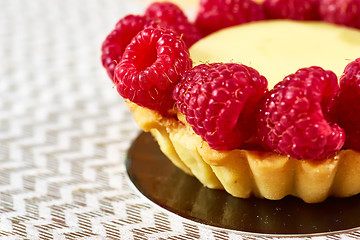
[127,102,360,203]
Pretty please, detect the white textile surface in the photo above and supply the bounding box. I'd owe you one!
[0,0,360,239]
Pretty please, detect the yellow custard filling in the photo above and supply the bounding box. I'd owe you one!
[190,20,360,88]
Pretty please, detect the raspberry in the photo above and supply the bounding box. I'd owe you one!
[144,2,202,47]
[331,58,360,150]
[101,15,146,82]
[194,0,265,36]
[173,63,268,150]
[257,67,345,160]
[264,0,320,20]
[101,3,200,82]
[319,0,360,28]
[115,27,192,114]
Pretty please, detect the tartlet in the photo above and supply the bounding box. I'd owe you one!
[102,2,360,203]
[128,20,360,203]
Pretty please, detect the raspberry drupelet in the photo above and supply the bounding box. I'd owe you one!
[101,15,147,82]
[320,0,360,29]
[264,0,320,20]
[195,0,265,36]
[257,66,345,160]
[173,63,268,150]
[331,58,360,150]
[144,1,202,47]
[114,27,192,115]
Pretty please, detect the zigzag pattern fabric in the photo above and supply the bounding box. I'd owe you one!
[1,0,360,239]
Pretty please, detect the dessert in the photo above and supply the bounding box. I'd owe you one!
[101,0,360,203]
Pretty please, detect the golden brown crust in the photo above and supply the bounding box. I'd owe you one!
[127,103,360,203]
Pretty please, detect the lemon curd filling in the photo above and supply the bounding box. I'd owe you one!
[190,20,360,88]
[128,20,360,203]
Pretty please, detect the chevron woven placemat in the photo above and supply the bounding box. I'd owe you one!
[1,0,360,239]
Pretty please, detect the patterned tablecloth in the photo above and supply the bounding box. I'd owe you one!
[1,0,360,239]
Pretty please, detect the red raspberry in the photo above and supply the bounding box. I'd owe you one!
[264,0,320,20]
[194,0,265,36]
[144,2,202,47]
[173,63,268,150]
[101,3,200,82]
[331,58,360,150]
[319,0,360,28]
[115,27,192,115]
[101,15,146,82]
[257,67,345,160]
